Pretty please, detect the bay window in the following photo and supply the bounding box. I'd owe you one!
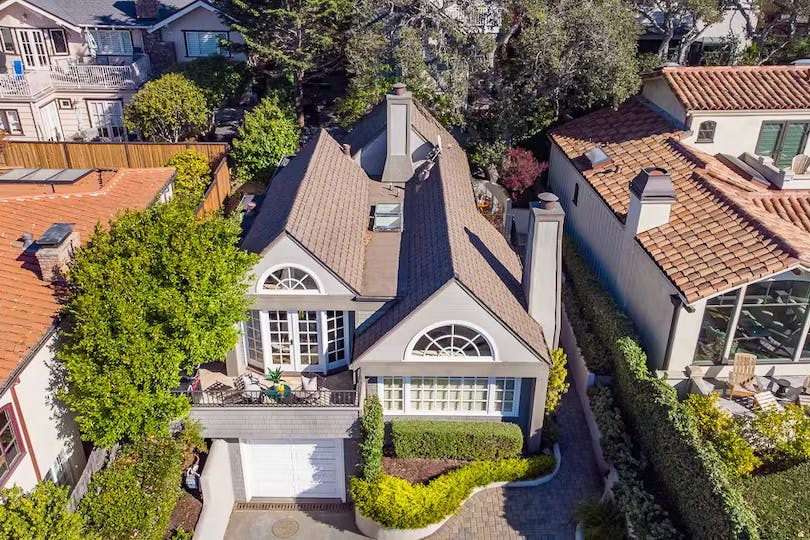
[378,376,520,417]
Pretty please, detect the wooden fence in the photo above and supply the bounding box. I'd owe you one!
[196,158,232,216]
[68,443,120,511]
[0,141,228,169]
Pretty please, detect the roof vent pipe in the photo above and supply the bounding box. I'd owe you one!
[21,232,34,249]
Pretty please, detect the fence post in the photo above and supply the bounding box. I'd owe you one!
[124,142,132,168]
[61,142,72,169]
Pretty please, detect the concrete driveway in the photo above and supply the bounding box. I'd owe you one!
[225,508,366,539]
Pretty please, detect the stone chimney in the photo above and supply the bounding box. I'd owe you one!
[381,83,414,183]
[135,0,160,19]
[522,193,565,349]
[626,167,677,235]
[34,223,79,282]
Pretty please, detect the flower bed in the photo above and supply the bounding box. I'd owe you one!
[382,456,467,484]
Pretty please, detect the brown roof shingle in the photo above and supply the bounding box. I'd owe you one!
[0,168,174,385]
[550,98,810,304]
[651,65,810,111]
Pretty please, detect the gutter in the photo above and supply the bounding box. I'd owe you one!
[662,294,694,371]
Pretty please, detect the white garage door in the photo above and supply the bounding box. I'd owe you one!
[241,439,345,500]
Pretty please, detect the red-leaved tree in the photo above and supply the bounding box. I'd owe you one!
[499,147,547,198]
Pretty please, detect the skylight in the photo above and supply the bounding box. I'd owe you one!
[372,203,402,232]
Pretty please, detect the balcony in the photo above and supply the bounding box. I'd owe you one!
[175,363,360,408]
[0,55,150,99]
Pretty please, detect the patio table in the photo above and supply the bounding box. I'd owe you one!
[266,384,292,402]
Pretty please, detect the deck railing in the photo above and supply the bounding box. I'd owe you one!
[175,388,360,408]
[0,55,150,98]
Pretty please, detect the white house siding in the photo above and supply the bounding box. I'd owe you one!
[548,143,688,373]
[0,101,37,140]
[156,6,246,63]
[682,110,810,157]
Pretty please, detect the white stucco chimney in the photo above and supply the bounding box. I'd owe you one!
[626,167,677,235]
[35,223,79,282]
[381,83,414,183]
[522,192,565,350]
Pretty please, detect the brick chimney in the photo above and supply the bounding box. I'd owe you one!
[135,0,160,19]
[35,223,79,282]
[626,167,677,235]
[381,83,415,183]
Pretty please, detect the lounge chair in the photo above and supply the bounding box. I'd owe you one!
[753,391,784,412]
[726,353,760,397]
[294,374,323,404]
[236,373,265,404]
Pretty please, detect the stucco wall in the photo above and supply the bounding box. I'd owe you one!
[641,78,687,125]
[682,111,810,157]
[156,5,246,63]
[193,439,234,540]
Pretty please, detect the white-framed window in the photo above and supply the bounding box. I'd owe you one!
[44,448,73,486]
[0,110,23,135]
[48,28,68,55]
[89,30,133,56]
[183,31,228,57]
[325,310,348,364]
[0,28,15,53]
[259,265,322,293]
[87,100,124,140]
[378,376,521,417]
[407,322,495,360]
[17,29,48,69]
[243,310,264,369]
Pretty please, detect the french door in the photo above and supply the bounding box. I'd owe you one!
[17,30,48,69]
[38,101,63,141]
[87,100,125,141]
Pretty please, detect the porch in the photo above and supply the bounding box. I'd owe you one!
[0,55,150,99]
[178,362,359,408]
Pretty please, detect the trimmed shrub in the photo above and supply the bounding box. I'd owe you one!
[546,348,570,414]
[683,394,760,478]
[124,73,209,142]
[564,238,760,539]
[574,498,626,540]
[749,404,810,468]
[391,419,522,460]
[359,395,384,482]
[165,149,212,202]
[351,455,555,529]
[0,482,90,540]
[744,461,810,539]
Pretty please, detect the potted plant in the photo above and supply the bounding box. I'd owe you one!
[265,367,290,400]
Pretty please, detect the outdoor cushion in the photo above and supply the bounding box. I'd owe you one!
[301,375,318,392]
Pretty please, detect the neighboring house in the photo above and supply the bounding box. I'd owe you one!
[0,0,244,141]
[0,165,175,491]
[187,84,563,503]
[547,64,810,392]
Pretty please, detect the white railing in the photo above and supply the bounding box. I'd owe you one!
[0,56,150,98]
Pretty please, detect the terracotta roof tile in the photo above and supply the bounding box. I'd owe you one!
[651,65,810,111]
[0,168,174,386]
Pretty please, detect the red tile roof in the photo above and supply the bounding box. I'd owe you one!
[550,98,810,303]
[0,168,174,385]
[650,65,810,111]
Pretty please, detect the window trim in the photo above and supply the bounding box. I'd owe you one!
[0,403,26,485]
[182,30,230,58]
[256,264,324,295]
[47,28,69,56]
[0,109,23,135]
[377,376,521,417]
[695,120,716,143]
[405,321,498,362]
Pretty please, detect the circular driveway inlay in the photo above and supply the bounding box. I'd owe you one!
[272,518,300,538]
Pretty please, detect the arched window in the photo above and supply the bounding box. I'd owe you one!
[409,323,494,359]
[262,266,320,292]
[696,121,716,143]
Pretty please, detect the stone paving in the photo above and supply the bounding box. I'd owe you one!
[428,388,604,540]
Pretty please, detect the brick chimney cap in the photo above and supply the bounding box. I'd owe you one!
[37,223,75,247]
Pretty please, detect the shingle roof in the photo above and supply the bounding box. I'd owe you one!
[20,0,192,27]
[241,130,370,293]
[0,168,174,386]
[353,103,549,362]
[550,98,810,303]
[651,65,810,111]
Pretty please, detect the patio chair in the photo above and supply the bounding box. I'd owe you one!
[753,391,784,412]
[293,374,323,404]
[236,373,265,404]
[726,353,760,397]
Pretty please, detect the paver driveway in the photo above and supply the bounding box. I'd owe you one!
[428,388,604,540]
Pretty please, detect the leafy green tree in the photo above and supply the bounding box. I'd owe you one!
[0,482,90,540]
[59,200,257,447]
[223,0,355,125]
[635,0,724,63]
[124,73,210,142]
[727,0,810,64]
[170,56,250,109]
[165,149,212,202]
[232,96,300,182]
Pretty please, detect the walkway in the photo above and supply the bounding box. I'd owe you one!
[428,388,603,540]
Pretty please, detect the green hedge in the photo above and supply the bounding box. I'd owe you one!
[351,455,555,529]
[359,396,384,482]
[391,419,523,460]
[563,238,759,540]
[744,461,810,539]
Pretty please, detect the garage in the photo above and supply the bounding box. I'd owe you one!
[240,439,345,501]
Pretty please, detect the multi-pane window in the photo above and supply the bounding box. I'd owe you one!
[87,100,124,139]
[379,377,520,416]
[251,310,350,370]
[694,290,738,363]
[0,406,23,482]
[410,324,493,359]
[755,121,810,169]
[263,267,319,292]
[267,310,293,365]
[696,120,716,143]
[243,310,264,368]
[49,29,68,55]
[0,110,22,135]
[184,31,228,57]
[89,30,133,56]
[325,311,347,364]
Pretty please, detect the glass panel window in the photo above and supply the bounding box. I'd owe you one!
[0,407,22,482]
[297,311,319,365]
[694,290,738,363]
[756,121,810,168]
[381,377,404,411]
[410,324,493,359]
[266,311,292,365]
[778,123,809,168]
[756,122,784,158]
[89,30,133,56]
[385,377,519,416]
[87,100,124,139]
[184,31,228,57]
[0,28,15,53]
[492,378,517,413]
[696,121,716,143]
[243,310,264,368]
[263,267,319,292]
[49,29,68,55]
[325,311,347,365]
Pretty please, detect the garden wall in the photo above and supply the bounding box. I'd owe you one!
[193,440,234,540]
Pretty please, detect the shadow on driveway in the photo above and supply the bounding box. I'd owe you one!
[225,508,366,539]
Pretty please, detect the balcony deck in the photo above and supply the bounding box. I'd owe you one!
[0,56,150,99]
[179,362,359,408]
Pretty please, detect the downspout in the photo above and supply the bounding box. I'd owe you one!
[662,294,683,371]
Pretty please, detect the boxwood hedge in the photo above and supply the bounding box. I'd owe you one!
[563,237,759,540]
[391,419,523,460]
[351,455,555,529]
[744,461,810,539]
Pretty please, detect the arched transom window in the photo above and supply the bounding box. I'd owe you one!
[410,323,493,359]
[262,266,319,292]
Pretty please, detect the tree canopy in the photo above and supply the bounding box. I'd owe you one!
[635,0,723,63]
[0,483,89,540]
[124,73,210,142]
[59,200,256,447]
[232,95,301,182]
